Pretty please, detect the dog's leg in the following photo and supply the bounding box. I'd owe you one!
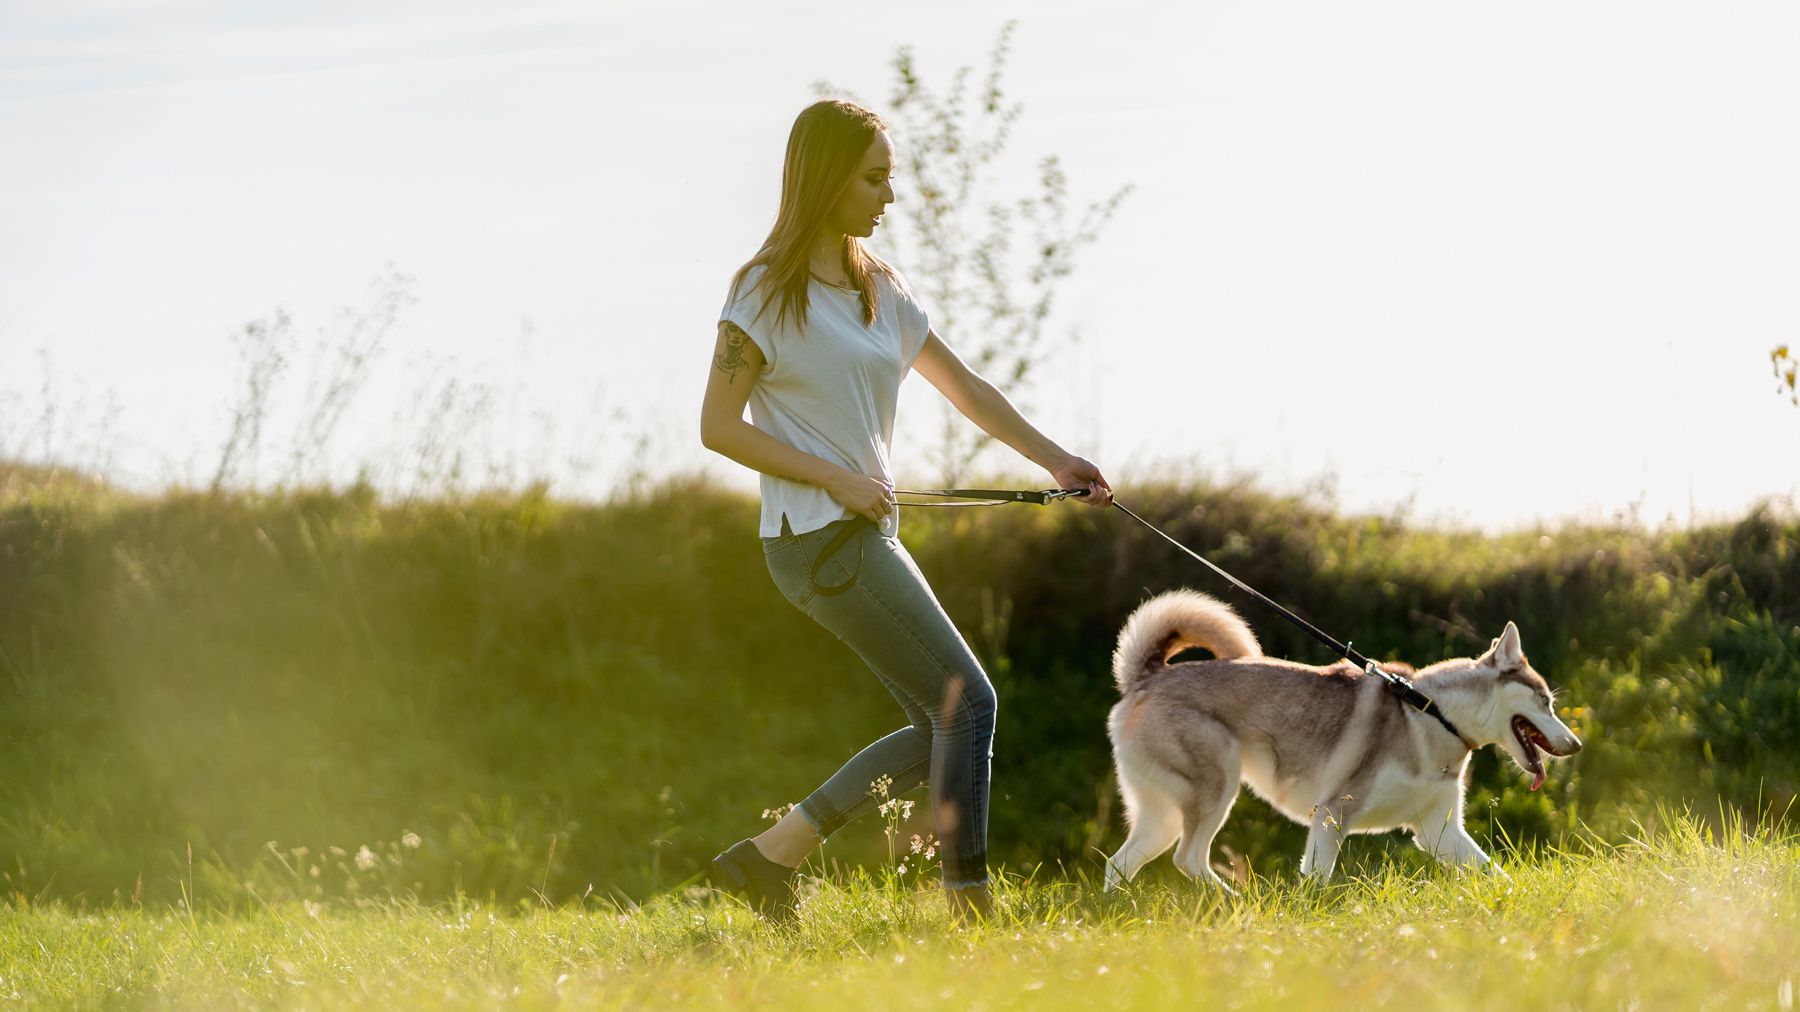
[1412,810,1494,873]
[1171,747,1240,891]
[1300,801,1347,881]
[1103,780,1183,891]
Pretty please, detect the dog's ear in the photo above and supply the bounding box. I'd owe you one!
[1478,623,1524,669]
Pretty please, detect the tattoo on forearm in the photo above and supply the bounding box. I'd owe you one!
[714,321,752,385]
[776,474,809,485]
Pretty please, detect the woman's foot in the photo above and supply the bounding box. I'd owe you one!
[753,807,820,867]
[945,882,993,926]
[709,839,800,921]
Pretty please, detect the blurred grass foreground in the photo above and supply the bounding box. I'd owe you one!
[4,816,1796,1007]
[0,459,1796,911]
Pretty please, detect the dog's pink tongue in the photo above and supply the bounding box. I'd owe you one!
[1530,770,1547,792]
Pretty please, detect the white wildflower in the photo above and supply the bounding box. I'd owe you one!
[401,832,422,850]
[354,845,378,870]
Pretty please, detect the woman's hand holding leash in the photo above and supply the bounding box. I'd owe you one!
[1049,455,1114,509]
[825,468,895,523]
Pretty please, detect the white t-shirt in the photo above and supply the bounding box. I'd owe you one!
[717,261,932,538]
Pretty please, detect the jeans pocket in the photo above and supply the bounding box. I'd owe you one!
[765,537,816,610]
[766,519,867,609]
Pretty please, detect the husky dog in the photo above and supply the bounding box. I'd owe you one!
[1102,590,1581,889]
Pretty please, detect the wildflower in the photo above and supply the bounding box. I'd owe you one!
[870,774,894,799]
[401,832,422,850]
[910,834,924,854]
[354,845,378,870]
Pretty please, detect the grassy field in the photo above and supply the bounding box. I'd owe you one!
[2,814,1794,1008]
[2,463,1797,1006]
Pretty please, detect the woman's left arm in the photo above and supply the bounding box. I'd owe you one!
[912,329,1114,507]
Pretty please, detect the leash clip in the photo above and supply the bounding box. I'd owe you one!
[1365,658,1432,713]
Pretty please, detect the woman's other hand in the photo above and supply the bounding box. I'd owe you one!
[824,469,895,523]
[1050,455,1113,508]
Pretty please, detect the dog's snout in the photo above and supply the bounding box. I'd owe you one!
[1564,733,1583,755]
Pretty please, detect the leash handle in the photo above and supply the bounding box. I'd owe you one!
[806,517,867,596]
[893,487,1088,507]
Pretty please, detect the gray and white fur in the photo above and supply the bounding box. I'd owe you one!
[1103,589,1582,889]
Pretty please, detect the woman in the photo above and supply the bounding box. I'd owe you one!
[699,99,1112,923]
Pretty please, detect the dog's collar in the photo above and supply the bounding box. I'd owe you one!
[1372,666,1478,752]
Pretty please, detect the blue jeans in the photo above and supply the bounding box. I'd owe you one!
[763,515,997,889]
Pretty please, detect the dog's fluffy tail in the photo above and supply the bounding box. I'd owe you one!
[1112,589,1261,695]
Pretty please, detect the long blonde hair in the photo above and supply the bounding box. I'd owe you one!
[727,100,897,333]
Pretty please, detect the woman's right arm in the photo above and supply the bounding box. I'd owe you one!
[699,320,891,522]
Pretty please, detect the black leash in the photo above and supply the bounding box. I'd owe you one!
[1098,495,1476,751]
[816,485,1475,751]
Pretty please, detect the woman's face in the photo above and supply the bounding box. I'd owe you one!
[826,131,895,239]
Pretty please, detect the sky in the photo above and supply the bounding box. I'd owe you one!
[2,0,1797,530]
